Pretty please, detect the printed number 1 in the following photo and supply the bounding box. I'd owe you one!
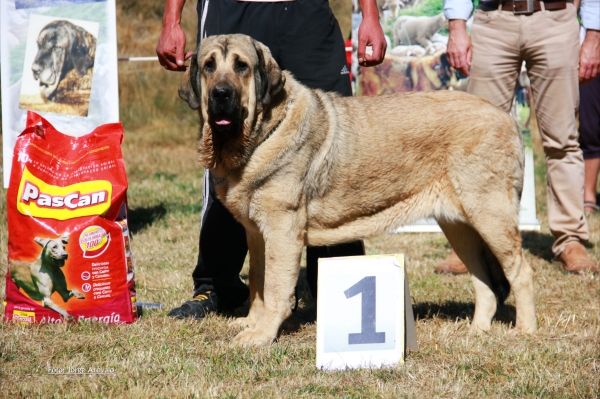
[344,276,385,345]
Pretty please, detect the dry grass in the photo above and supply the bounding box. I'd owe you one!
[1,1,599,398]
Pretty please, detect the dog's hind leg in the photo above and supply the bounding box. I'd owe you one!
[438,221,498,333]
[466,207,536,333]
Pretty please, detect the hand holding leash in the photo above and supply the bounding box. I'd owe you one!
[157,0,194,71]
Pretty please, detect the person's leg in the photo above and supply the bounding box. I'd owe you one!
[579,75,600,215]
[192,173,250,306]
[170,0,278,318]
[276,0,364,297]
[436,8,521,274]
[169,172,250,318]
[523,5,595,273]
[523,5,586,252]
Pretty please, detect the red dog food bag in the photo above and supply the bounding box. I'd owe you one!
[5,111,137,324]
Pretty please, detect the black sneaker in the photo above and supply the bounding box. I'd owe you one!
[168,291,223,319]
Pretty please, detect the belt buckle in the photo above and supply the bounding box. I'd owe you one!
[513,0,535,14]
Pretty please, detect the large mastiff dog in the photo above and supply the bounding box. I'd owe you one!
[180,34,536,345]
[32,20,96,101]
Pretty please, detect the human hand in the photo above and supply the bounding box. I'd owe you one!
[357,16,387,66]
[579,29,600,85]
[156,22,193,71]
[446,19,472,77]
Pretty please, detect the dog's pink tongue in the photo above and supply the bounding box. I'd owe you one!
[215,118,232,126]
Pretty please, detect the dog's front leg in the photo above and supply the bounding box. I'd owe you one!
[42,297,72,319]
[233,218,304,345]
[230,231,265,330]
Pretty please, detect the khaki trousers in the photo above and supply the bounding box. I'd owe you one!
[468,3,588,257]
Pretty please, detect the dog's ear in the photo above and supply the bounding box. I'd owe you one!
[440,52,452,71]
[252,39,285,107]
[60,236,69,244]
[179,53,201,110]
[35,237,49,248]
[71,27,95,76]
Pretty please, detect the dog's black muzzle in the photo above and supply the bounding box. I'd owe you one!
[208,85,242,134]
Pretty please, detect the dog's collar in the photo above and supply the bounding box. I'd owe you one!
[212,170,231,185]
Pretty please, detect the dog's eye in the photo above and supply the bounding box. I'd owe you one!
[433,64,441,70]
[204,59,215,72]
[236,60,248,73]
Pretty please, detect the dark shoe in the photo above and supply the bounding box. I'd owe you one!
[557,242,599,274]
[168,291,225,319]
[435,250,468,275]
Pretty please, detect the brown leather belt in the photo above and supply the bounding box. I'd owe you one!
[480,0,568,14]
[503,0,567,13]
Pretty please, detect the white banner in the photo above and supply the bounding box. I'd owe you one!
[1,0,119,187]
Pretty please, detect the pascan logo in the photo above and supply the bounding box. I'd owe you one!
[13,310,35,324]
[17,168,112,220]
[79,226,110,258]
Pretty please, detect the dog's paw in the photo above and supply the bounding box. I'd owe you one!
[232,328,276,346]
[70,289,85,299]
[512,323,536,334]
[468,322,491,334]
[229,316,256,330]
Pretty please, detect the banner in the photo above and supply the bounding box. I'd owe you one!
[1,0,119,187]
[351,0,540,231]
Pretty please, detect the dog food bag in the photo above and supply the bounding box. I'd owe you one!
[4,111,137,324]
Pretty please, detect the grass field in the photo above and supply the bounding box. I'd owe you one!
[1,1,599,398]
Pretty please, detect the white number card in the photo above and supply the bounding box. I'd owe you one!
[316,254,408,370]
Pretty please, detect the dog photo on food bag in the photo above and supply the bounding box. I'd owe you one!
[180,34,536,345]
[18,14,98,117]
[9,235,85,320]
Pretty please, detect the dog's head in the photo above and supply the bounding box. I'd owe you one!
[179,34,286,170]
[32,20,96,101]
[411,51,455,91]
[431,52,454,86]
[35,235,69,266]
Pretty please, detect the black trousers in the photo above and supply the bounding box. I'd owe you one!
[191,0,365,307]
[579,75,600,160]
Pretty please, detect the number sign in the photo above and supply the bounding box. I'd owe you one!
[316,254,407,370]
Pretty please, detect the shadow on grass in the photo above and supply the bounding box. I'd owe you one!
[128,204,167,233]
[279,299,517,337]
[521,231,555,262]
[267,269,520,337]
[413,301,516,327]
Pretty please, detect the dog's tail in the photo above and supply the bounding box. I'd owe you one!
[482,241,511,305]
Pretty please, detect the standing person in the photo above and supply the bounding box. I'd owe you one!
[157,0,387,318]
[436,0,600,274]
